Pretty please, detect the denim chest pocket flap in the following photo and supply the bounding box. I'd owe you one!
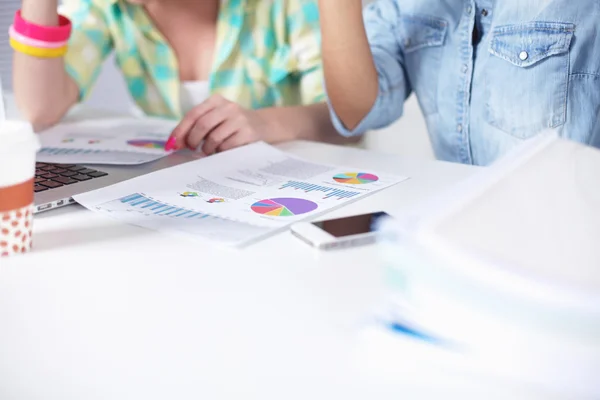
[489,22,575,67]
[484,22,575,140]
[401,14,448,53]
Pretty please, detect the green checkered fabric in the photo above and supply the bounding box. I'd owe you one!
[61,0,325,119]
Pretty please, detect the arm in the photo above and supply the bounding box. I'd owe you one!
[13,0,79,129]
[318,0,378,130]
[256,103,354,145]
[13,0,112,130]
[318,0,410,134]
[263,0,352,144]
[168,96,355,155]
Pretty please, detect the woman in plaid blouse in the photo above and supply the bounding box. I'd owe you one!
[14,0,344,154]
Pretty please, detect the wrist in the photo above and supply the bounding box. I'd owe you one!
[21,0,59,26]
[256,108,297,143]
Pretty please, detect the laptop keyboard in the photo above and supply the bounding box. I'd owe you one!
[34,163,109,193]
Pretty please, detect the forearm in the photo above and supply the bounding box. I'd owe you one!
[318,0,378,130]
[258,103,357,145]
[13,0,78,129]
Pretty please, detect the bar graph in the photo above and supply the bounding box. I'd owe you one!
[39,147,107,155]
[279,181,360,200]
[104,193,210,220]
[37,147,165,165]
[92,193,270,245]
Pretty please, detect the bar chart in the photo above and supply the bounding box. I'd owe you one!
[39,147,107,155]
[103,193,210,219]
[93,193,270,246]
[279,181,360,200]
[37,148,165,165]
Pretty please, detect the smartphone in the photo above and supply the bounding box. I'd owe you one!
[290,211,391,250]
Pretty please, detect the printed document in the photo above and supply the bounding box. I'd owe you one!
[74,142,408,246]
[37,118,176,165]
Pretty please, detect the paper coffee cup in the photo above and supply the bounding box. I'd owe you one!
[0,121,40,257]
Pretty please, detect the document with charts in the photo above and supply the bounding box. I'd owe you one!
[36,118,176,165]
[74,142,409,246]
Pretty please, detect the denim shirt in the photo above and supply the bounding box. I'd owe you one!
[329,0,600,165]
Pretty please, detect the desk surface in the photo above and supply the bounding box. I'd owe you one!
[0,139,475,399]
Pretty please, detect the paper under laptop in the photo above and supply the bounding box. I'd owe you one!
[36,118,177,165]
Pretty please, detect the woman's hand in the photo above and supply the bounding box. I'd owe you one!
[166,95,274,155]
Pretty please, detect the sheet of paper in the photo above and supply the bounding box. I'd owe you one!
[74,142,409,246]
[36,118,176,165]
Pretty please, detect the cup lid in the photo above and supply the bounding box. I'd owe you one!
[0,120,40,151]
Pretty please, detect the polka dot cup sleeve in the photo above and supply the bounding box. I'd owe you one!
[0,121,40,258]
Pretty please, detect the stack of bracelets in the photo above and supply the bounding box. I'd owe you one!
[9,11,72,59]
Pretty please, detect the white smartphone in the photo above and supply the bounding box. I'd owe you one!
[290,211,391,250]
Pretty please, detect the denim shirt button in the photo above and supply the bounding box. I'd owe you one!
[461,64,468,73]
[519,51,529,61]
[457,124,463,133]
[466,6,472,14]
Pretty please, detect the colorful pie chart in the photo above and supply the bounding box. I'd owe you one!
[251,197,318,217]
[180,192,200,198]
[127,139,167,149]
[333,172,379,185]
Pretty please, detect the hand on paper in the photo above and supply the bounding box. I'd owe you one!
[167,95,274,155]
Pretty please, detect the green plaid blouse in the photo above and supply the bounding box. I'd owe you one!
[61,0,325,119]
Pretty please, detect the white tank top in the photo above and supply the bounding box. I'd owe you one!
[180,81,210,114]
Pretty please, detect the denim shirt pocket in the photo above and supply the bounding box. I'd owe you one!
[401,14,448,116]
[485,22,574,139]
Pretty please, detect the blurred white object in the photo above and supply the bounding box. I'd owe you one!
[375,133,600,399]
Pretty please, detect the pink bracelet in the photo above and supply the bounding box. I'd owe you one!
[13,10,72,43]
[9,25,68,49]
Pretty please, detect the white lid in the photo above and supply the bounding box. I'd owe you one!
[180,80,210,114]
[0,120,40,152]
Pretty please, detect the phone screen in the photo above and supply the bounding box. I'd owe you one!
[312,212,390,238]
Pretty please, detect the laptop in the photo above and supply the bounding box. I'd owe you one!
[33,152,198,213]
[3,76,197,213]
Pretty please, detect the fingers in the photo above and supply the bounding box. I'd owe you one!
[201,116,243,155]
[167,95,226,150]
[216,129,257,153]
[185,102,238,150]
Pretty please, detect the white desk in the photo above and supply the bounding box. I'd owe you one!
[0,140,476,399]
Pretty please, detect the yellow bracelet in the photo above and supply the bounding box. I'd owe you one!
[10,38,67,58]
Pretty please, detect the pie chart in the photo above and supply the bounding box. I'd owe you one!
[127,139,167,149]
[251,197,318,217]
[333,172,379,184]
